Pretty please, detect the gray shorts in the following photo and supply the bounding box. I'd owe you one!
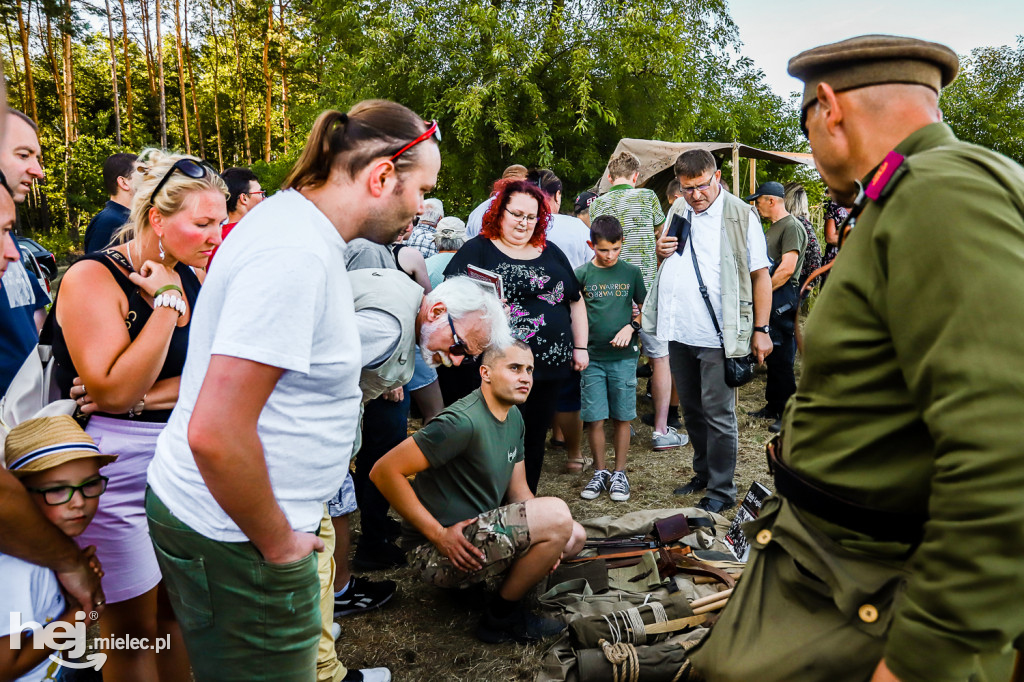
[639,329,668,358]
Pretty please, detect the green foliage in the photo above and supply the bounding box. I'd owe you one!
[5,0,808,240]
[941,38,1024,165]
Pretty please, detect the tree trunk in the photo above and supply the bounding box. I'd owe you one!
[139,0,157,97]
[156,0,167,148]
[4,16,25,111]
[14,0,37,120]
[40,6,61,111]
[119,0,134,138]
[103,0,123,146]
[209,0,224,169]
[172,0,190,153]
[61,8,76,143]
[230,0,251,164]
[262,1,272,163]
[278,0,288,155]
[183,0,205,157]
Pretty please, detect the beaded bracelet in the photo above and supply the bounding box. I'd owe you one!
[154,284,184,297]
[153,293,187,317]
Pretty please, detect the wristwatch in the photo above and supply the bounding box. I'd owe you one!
[630,320,642,331]
[754,325,770,334]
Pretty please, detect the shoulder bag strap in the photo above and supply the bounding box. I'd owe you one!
[686,219,726,346]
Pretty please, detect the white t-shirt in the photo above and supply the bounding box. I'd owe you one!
[656,190,770,348]
[464,196,494,239]
[0,553,66,682]
[545,214,594,270]
[147,189,364,541]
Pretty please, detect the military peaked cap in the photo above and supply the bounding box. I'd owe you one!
[788,34,959,110]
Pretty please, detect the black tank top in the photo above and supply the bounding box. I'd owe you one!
[52,250,201,423]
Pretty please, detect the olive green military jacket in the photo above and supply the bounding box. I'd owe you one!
[781,123,1024,681]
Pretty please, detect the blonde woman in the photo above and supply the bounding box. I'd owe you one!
[51,149,227,681]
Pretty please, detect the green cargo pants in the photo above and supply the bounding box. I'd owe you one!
[146,488,321,682]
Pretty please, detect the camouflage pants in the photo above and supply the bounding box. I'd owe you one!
[408,502,532,589]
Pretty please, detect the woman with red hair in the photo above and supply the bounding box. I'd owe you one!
[442,180,589,493]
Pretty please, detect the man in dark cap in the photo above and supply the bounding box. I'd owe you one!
[687,35,1024,682]
[744,181,805,433]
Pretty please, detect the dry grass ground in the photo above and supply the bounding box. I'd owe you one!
[336,368,779,681]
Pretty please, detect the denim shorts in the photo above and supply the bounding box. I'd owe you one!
[581,357,639,422]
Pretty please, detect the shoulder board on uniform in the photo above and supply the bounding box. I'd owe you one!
[864,150,909,203]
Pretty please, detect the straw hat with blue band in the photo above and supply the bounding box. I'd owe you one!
[4,415,117,477]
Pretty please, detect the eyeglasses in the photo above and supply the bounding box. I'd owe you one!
[447,314,477,360]
[149,158,213,205]
[679,174,717,195]
[247,190,267,198]
[390,120,442,162]
[505,209,538,225]
[26,476,109,506]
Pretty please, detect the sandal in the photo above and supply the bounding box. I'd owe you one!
[561,456,593,474]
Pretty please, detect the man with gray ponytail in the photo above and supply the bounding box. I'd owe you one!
[146,99,440,682]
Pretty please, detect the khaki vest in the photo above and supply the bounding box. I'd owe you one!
[348,269,424,402]
[642,191,755,358]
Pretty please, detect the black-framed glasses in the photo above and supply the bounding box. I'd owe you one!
[447,314,477,360]
[390,120,442,162]
[680,173,717,195]
[26,476,109,506]
[149,158,212,205]
[505,208,538,224]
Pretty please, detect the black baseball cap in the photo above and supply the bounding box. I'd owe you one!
[574,191,598,214]
[743,181,785,202]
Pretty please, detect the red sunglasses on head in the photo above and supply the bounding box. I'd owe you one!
[390,120,442,162]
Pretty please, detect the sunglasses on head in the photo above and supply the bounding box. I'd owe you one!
[149,158,214,205]
[390,120,442,162]
[447,313,476,360]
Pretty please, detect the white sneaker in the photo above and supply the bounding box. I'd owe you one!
[652,426,689,451]
[609,470,631,502]
[580,469,610,500]
[357,669,391,682]
[331,622,342,641]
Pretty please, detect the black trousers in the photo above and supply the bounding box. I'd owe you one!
[766,283,799,415]
[353,391,410,547]
[519,377,563,494]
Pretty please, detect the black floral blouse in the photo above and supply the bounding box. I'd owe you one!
[444,236,581,381]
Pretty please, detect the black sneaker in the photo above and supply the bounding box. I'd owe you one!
[334,576,397,617]
[475,607,566,644]
[641,411,682,430]
[382,516,402,543]
[748,406,781,420]
[352,541,407,571]
[673,475,708,496]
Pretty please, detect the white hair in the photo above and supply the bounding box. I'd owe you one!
[426,275,512,350]
[420,198,444,226]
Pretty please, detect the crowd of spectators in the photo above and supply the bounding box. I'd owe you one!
[0,92,817,682]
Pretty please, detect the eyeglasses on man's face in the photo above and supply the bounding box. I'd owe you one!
[679,172,717,195]
[447,314,478,360]
[27,475,109,506]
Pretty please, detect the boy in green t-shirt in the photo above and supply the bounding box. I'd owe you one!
[574,216,647,502]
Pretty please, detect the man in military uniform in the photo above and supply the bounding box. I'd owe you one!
[370,340,587,644]
[689,35,1024,682]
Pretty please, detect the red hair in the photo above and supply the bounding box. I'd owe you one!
[480,180,550,249]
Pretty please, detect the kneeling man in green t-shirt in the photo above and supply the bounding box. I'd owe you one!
[371,340,586,644]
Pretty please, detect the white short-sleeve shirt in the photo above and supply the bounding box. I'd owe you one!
[148,189,363,541]
[0,553,66,682]
[545,214,594,270]
[656,190,770,348]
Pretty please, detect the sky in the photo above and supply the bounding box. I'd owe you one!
[726,0,1024,98]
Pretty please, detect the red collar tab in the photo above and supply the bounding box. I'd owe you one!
[865,151,906,202]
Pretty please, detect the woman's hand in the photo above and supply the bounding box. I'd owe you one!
[71,377,98,415]
[127,260,182,299]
